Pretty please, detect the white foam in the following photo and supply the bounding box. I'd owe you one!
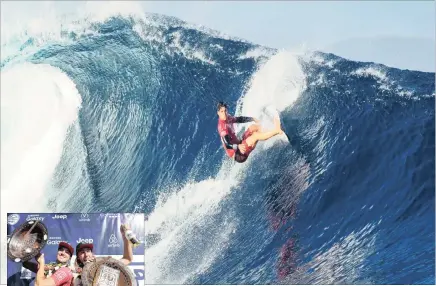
[351,66,419,98]
[308,54,422,99]
[132,21,218,65]
[169,31,217,65]
[1,1,235,68]
[210,43,223,50]
[133,11,249,45]
[234,50,307,150]
[1,63,82,283]
[310,53,338,68]
[237,51,307,116]
[144,169,242,284]
[238,46,276,60]
[351,66,388,82]
[1,1,145,64]
[1,2,228,69]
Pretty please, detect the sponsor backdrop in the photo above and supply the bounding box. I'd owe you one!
[6,213,145,286]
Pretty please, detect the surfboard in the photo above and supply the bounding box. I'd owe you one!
[260,105,291,143]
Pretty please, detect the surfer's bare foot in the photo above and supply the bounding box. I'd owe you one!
[274,116,284,134]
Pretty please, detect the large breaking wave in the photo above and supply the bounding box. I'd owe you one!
[1,6,434,285]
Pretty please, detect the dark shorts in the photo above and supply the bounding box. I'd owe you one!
[234,128,255,163]
[234,149,248,163]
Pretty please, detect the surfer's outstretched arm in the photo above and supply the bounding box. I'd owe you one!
[233,116,256,123]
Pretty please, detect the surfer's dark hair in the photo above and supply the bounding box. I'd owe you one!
[217,101,228,111]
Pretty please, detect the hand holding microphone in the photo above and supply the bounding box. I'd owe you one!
[120,224,141,247]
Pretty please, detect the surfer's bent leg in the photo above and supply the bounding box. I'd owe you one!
[233,116,283,163]
[233,129,279,163]
[248,124,261,133]
[245,130,280,147]
[244,116,283,148]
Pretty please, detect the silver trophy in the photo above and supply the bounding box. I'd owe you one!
[81,257,137,286]
[7,220,49,263]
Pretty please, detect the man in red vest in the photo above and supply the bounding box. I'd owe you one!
[217,102,283,163]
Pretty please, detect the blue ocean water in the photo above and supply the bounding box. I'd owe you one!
[1,13,434,285]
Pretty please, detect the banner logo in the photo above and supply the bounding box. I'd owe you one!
[7,214,20,225]
[79,213,91,222]
[47,237,64,245]
[47,240,65,245]
[106,213,120,219]
[108,234,120,248]
[26,214,44,222]
[76,237,94,244]
[52,214,68,220]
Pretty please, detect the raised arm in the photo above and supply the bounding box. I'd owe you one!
[120,225,133,266]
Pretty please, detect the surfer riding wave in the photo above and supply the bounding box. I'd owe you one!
[216,102,284,163]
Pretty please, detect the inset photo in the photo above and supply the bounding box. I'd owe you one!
[6,213,144,286]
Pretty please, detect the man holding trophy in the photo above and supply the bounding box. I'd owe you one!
[21,242,75,286]
[72,224,139,286]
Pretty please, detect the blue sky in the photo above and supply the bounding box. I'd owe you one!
[144,1,434,72]
[1,1,434,71]
[145,1,434,49]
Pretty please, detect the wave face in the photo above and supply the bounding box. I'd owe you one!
[1,11,435,285]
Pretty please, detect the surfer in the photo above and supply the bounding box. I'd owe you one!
[22,242,75,286]
[217,101,283,163]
